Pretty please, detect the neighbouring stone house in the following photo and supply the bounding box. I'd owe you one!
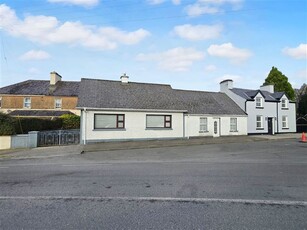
[0,71,80,118]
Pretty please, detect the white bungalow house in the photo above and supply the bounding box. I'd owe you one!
[220,79,296,134]
[77,75,247,144]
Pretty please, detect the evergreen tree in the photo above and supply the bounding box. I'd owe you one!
[264,66,295,100]
[298,93,307,116]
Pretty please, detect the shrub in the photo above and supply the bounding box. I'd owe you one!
[0,112,16,136]
[60,114,80,129]
[14,117,63,134]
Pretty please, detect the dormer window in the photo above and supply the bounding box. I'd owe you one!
[281,99,288,109]
[256,97,263,108]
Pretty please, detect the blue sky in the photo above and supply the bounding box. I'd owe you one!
[0,0,306,92]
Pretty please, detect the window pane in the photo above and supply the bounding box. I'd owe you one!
[165,116,171,122]
[147,116,165,128]
[256,116,262,128]
[165,122,171,128]
[24,97,31,108]
[200,117,207,131]
[118,122,124,128]
[230,118,237,131]
[118,115,124,121]
[95,115,117,128]
[55,99,62,108]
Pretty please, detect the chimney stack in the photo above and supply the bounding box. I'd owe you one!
[260,84,274,93]
[220,79,233,92]
[120,73,129,84]
[50,71,62,85]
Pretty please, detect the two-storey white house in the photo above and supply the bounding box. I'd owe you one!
[220,79,296,134]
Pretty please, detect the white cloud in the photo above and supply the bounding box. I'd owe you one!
[137,47,205,71]
[173,24,222,41]
[20,50,51,61]
[207,43,252,63]
[0,4,150,50]
[186,0,243,17]
[48,0,99,7]
[147,0,181,5]
[205,64,217,72]
[283,44,307,59]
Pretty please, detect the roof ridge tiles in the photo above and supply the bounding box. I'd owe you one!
[81,78,172,87]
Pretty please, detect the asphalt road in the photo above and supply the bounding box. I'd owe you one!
[0,140,307,229]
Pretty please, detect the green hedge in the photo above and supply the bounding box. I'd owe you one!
[60,114,80,129]
[0,113,16,135]
[0,112,80,135]
[14,117,63,134]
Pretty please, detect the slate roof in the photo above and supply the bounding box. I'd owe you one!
[0,80,80,96]
[230,88,285,102]
[8,110,74,117]
[77,78,246,115]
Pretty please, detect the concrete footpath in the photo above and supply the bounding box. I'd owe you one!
[0,133,302,159]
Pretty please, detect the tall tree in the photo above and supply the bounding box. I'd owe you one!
[264,66,295,100]
[298,93,307,116]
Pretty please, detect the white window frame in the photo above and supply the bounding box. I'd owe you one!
[230,118,237,132]
[281,99,288,109]
[146,115,172,129]
[23,97,31,109]
[55,98,62,109]
[94,114,125,129]
[256,97,263,108]
[256,115,263,129]
[199,117,208,132]
[282,116,288,129]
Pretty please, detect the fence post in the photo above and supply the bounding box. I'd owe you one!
[28,131,39,148]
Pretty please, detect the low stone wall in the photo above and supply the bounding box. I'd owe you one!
[0,136,12,150]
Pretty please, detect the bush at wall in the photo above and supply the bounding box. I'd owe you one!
[14,117,63,134]
[60,114,80,129]
[0,112,16,136]
[0,113,80,135]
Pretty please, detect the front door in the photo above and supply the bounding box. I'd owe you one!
[268,118,273,135]
[213,118,220,137]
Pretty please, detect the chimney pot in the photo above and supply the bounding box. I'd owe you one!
[120,73,129,84]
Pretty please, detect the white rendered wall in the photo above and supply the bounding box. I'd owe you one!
[184,115,247,137]
[277,95,296,133]
[81,110,184,143]
[246,97,277,134]
[219,88,246,111]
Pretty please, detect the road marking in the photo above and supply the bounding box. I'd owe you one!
[61,163,113,167]
[0,196,306,206]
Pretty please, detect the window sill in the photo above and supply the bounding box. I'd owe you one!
[256,128,264,130]
[282,127,289,130]
[230,130,238,132]
[281,108,289,110]
[93,128,126,131]
[146,128,173,130]
[256,107,264,109]
[199,131,209,133]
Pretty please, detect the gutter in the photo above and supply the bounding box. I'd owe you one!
[75,107,187,113]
